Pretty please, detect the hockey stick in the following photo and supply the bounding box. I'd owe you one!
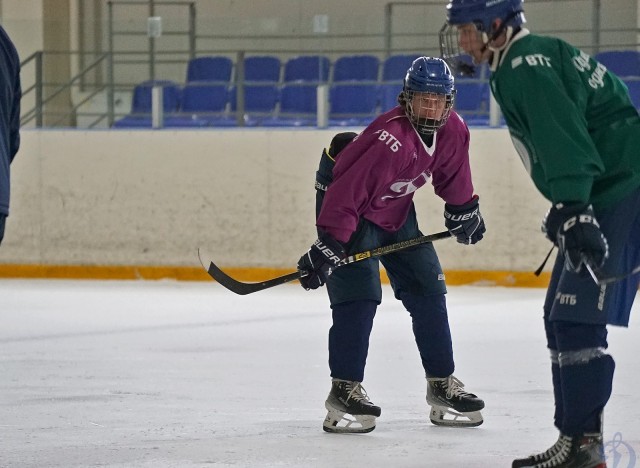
[535,248,640,286]
[584,260,640,286]
[198,230,453,295]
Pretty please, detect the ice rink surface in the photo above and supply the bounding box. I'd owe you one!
[1,279,638,468]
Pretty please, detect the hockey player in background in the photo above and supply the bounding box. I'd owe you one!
[441,0,640,466]
[0,23,21,246]
[297,56,486,434]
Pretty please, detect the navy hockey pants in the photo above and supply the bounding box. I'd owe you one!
[326,205,454,382]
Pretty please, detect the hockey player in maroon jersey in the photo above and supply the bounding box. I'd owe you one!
[297,57,486,433]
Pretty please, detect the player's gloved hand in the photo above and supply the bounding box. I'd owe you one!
[444,195,486,245]
[297,232,346,290]
[542,202,609,273]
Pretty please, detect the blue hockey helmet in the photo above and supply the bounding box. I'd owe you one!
[404,56,455,95]
[440,0,525,76]
[402,57,455,135]
[446,0,525,33]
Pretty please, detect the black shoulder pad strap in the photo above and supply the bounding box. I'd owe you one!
[315,148,334,192]
[315,132,357,192]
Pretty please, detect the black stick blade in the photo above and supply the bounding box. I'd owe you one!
[198,248,303,295]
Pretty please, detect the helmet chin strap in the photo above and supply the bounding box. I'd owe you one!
[479,10,522,70]
[485,26,516,71]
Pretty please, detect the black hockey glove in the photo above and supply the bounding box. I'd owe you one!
[542,203,609,273]
[444,196,486,245]
[297,232,346,290]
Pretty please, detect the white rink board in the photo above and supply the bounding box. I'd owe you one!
[1,128,550,271]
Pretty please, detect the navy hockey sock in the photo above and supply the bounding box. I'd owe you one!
[400,292,454,377]
[551,357,564,430]
[328,300,377,382]
[559,352,614,435]
[554,321,614,435]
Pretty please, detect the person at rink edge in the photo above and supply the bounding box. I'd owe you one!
[441,1,640,467]
[0,22,21,246]
[296,56,487,434]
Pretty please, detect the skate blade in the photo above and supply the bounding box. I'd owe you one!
[429,406,483,428]
[323,406,377,434]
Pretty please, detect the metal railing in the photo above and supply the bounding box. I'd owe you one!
[20,52,112,128]
[107,0,196,82]
[18,0,640,129]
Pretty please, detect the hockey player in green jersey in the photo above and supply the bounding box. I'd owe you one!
[441,1,640,467]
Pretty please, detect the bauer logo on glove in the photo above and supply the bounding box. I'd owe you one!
[443,195,486,245]
[313,238,343,264]
[297,233,346,290]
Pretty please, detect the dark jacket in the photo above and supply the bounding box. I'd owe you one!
[0,24,21,216]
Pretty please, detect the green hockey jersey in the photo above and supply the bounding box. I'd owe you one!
[490,30,640,210]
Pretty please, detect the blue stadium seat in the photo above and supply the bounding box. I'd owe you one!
[131,80,181,113]
[162,115,211,128]
[379,83,403,112]
[230,84,280,126]
[244,55,281,82]
[333,55,380,82]
[595,50,640,78]
[283,55,330,83]
[113,113,210,129]
[183,83,237,127]
[261,83,317,126]
[112,80,182,128]
[454,81,490,125]
[112,115,156,128]
[166,83,236,127]
[379,55,420,114]
[624,79,640,109]
[267,56,329,126]
[382,54,421,81]
[181,83,229,113]
[186,56,234,83]
[279,83,318,115]
[329,83,379,126]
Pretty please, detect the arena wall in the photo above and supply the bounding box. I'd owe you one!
[0,128,553,285]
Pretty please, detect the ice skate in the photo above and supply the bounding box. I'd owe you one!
[512,434,573,467]
[323,379,381,434]
[512,432,606,468]
[426,375,484,427]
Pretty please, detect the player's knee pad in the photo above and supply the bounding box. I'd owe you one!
[399,293,449,337]
[400,292,447,317]
[553,320,608,352]
[331,299,377,322]
[400,292,454,377]
[550,353,564,430]
[330,300,378,350]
